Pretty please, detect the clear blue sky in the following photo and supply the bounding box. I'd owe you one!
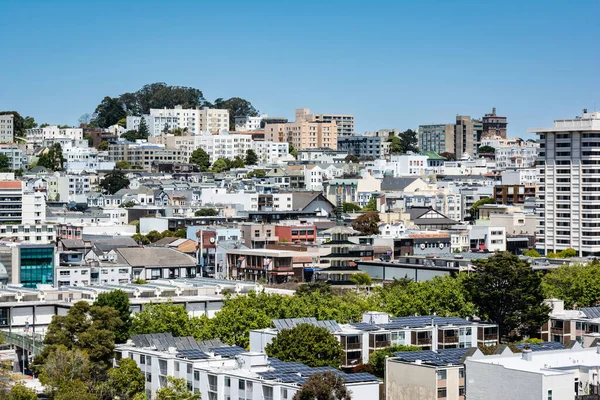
[1,0,599,138]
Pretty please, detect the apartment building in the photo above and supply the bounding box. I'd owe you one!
[234,115,265,131]
[264,120,338,150]
[493,184,536,205]
[455,115,481,159]
[25,126,83,144]
[194,133,253,163]
[252,141,290,164]
[337,135,384,159]
[107,143,188,170]
[117,333,380,400]
[239,223,280,249]
[418,124,454,154]
[126,115,179,136]
[250,313,498,369]
[0,144,27,170]
[465,345,599,400]
[532,110,600,256]
[148,106,229,134]
[542,299,600,345]
[0,114,14,143]
[295,108,354,136]
[0,224,56,244]
[386,348,473,400]
[495,143,539,169]
[481,107,508,139]
[0,181,45,225]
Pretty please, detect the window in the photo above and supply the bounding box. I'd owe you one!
[239,380,245,390]
[437,388,447,398]
[459,368,464,378]
[187,364,192,374]
[140,355,145,364]
[225,376,230,387]
[547,390,552,400]
[194,371,199,381]
[437,370,447,380]
[175,361,179,372]
[459,386,465,396]
[146,373,152,382]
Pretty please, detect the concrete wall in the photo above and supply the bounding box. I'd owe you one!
[386,360,436,400]
[465,359,573,400]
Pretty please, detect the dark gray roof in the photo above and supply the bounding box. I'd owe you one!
[381,177,419,191]
[291,192,333,211]
[116,247,196,267]
[273,318,341,333]
[93,237,138,252]
[151,237,179,247]
[581,307,600,319]
[60,239,86,249]
[513,342,564,352]
[393,347,474,366]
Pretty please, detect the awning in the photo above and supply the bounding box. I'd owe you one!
[268,271,294,276]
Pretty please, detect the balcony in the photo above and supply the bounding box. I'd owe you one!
[343,342,361,350]
[416,338,432,345]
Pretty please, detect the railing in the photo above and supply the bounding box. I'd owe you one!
[1,331,45,355]
[551,328,564,335]
[372,340,391,348]
[417,338,432,345]
[343,342,361,350]
[442,336,459,343]
[484,334,498,341]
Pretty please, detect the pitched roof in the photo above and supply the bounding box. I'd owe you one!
[116,247,196,267]
[93,237,138,252]
[59,239,86,249]
[292,192,333,211]
[381,177,419,191]
[151,237,179,247]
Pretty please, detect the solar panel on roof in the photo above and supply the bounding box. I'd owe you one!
[210,346,246,357]
[350,322,381,331]
[176,349,210,360]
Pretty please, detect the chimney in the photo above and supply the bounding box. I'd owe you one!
[522,348,533,361]
[584,109,588,114]
[492,107,496,116]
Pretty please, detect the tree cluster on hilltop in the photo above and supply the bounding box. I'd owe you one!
[91,82,259,130]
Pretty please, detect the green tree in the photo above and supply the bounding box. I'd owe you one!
[0,154,11,172]
[132,234,150,245]
[478,145,496,153]
[137,118,149,139]
[229,156,245,169]
[106,358,145,400]
[84,135,93,147]
[37,143,66,171]
[160,229,173,238]
[542,261,600,308]
[92,96,127,128]
[156,376,201,400]
[116,160,132,169]
[344,154,360,163]
[195,208,219,217]
[54,380,98,400]
[99,168,130,194]
[289,143,298,159]
[146,230,163,243]
[211,158,229,173]
[523,249,541,257]
[121,130,139,142]
[342,203,361,213]
[174,228,187,238]
[247,169,266,178]
[38,345,91,395]
[362,198,377,212]
[130,302,196,337]
[465,252,551,341]
[351,212,380,235]
[0,111,36,136]
[265,324,342,368]
[440,152,456,161]
[5,383,38,400]
[94,289,131,343]
[189,148,211,171]
[468,197,495,219]
[350,272,372,287]
[245,149,259,165]
[97,141,109,151]
[293,371,351,400]
[368,344,420,378]
[118,83,206,115]
[212,97,259,131]
[120,200,137,208]
[386,130,418,155]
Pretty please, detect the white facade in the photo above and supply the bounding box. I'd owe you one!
[149,106,229,134]
[22,192,46,225]
[235,115,265,131]
[532,110,600,256]
[501,168,537,186]
[194,133,253,163]
[26,126,83,144]
[126,115,180,137]
[0,224,56,244]
[495,145,539,169]
[0,145,26,170]
[465,346,600,400]
[469,224,506,252]
[252,141,290,164]
[0,114,14,143]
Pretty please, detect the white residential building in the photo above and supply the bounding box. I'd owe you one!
[149,106,229,134]
[0,114,14,143]
[117,334,380,400]
[367,154,430,178]
[235,115,265,131]
[0,181,45,225]
[531,110,600,256]
[495,144,539,169]
[469,224,506,252]
[194,133,253,163]
[252,141,290,164]
[126,115,180,137]
[501,168,537,186]
[25,126,83,144]
[0,144,27,170]
[0,223,56,244]
[465,346,599,400]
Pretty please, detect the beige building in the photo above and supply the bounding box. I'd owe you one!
[296,108,354,136]
[107,143,188,170]
[264,108,339,150]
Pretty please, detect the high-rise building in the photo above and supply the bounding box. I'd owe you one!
[454,116,480,159]
[532,109,600,256]
[296,108,354,136]
[418,124,454,154]
[482,107,508,139]
[0,114,14,143]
